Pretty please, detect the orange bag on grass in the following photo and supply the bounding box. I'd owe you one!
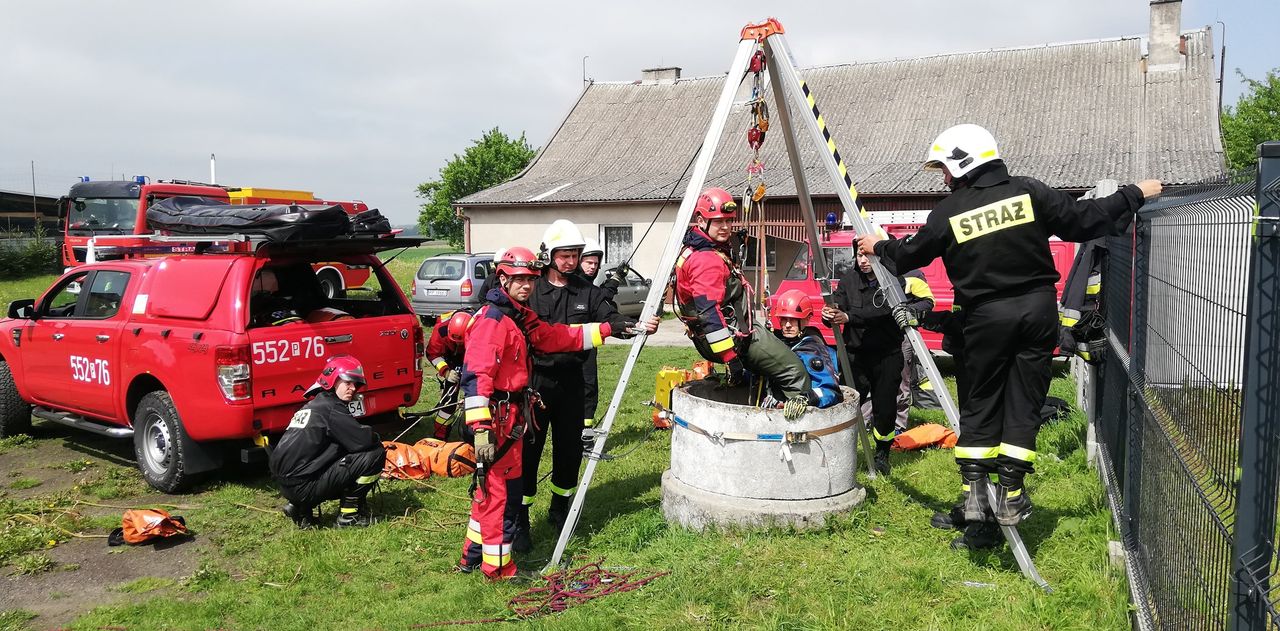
[414,438,477,478]
[108,509,189,546]
[382,441,432,480]
[891,423,958,451]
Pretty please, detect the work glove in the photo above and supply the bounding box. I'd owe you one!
[724,357,746,387]
[474,429,496,465]
[444,368,461,384]
[610,264,629,284]
[610,317,639,339]
[892,304,920,330]
[782,396,809,420]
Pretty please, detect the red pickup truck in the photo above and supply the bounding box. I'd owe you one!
[0,237,425,492]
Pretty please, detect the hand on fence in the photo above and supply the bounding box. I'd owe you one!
[1137,180,1163,199]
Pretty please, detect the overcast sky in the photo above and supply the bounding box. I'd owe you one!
[1,0,1274,225]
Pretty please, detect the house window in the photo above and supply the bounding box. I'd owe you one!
[741,236,777,270]
[602,225,632,265]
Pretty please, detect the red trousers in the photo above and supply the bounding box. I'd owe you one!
[459,403,523,579]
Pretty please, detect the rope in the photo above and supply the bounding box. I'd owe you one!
[411,559,668,627]
[623,144,702,268]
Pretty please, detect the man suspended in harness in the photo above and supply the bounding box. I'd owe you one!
[858,123,1162,531]
[457,246,620,580]
[425,310,474,440]
[270,355,385,529]
[769,290,842,409]
[674,187,812,420]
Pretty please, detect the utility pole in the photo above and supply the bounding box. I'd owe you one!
[30,160,38,229]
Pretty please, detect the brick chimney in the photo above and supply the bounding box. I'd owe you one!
[641,67,681,85]
[1148,0,1183,70]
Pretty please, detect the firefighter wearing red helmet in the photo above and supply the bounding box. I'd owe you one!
[769,290,842,409]
[424,310,475,440]
[269,355,385,529]
[457,246,622,579]
[674,187,811,418]
[857,123,1162,541]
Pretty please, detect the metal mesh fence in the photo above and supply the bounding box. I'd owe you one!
[1090,158,1280,629]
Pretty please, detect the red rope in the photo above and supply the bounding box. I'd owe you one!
[411,559,669,627]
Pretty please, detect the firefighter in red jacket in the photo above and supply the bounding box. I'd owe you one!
[425,310,473,440]
[675,187,811,418]
[857,123,1161,532]
[457,246,618,579]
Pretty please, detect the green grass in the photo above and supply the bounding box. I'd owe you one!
[11,552,55,575]
[8,478,40,491]
[0,610,36,631]
[0,274,56,312]
[0,346,1122,630]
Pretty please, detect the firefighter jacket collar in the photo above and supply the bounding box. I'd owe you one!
[683,226,731,254]
[483,287,536,326]
[968,162,1011,189]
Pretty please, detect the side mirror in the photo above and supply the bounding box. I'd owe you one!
[8,299,36,320]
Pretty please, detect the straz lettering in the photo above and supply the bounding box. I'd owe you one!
[949,194,1035,244]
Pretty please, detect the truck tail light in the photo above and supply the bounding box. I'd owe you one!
[413,325,425,373]
[215,345,252,401]
[460,279,473,297]
[411,279,417,295]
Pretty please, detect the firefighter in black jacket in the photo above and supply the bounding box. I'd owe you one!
[520,220,658,551]
[858,123,1162,528]
[822,250,933,476]
[270,355,385,529]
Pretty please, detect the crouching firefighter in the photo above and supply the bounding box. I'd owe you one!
[270,355,385,529]
[425,310,474,439]
[457,246,618,579]
[675,187,812,419]
[770,290,842,409]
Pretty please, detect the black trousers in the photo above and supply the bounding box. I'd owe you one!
[954,289,1057,477]
[280,446,384,507]
[523,369,586,504]
[851,346,905,442]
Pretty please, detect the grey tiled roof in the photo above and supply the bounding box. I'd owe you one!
[461,30,1223,206]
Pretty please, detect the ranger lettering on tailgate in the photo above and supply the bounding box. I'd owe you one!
[252,336,326,365]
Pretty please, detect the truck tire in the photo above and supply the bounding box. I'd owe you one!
[132,391,194,493]
[0,362,32,437]
[317,270,344,300]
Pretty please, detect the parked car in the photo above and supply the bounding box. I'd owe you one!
[409,252,495,323]
[0,237,427,492]
[598,265,652,317]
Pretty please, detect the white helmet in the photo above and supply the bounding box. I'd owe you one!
[924,124,1000,179]
[581,239,603,259]
[540,219,586,255]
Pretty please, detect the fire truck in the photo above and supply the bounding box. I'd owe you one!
[769,210,1077,352]
[59,178,371,298]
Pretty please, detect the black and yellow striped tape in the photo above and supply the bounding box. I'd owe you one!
[799,81,872,225]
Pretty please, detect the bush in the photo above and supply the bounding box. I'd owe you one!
[0,225,60,279]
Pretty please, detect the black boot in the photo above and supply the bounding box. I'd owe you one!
[994,465,1032,526]
[512,503,532,553]
[547,494,571,533]
[950,522,1003,550]
[283,502,321,530]
[930,505,966,530]
[874,441,892,476]
[959,462,992,524]
[335,495,372,528]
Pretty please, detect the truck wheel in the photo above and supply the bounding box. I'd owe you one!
[0,362,32,437]
[317,270,344,300]
[133,391,193,493]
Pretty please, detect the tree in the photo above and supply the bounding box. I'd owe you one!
[1221,69,1280,171]
[417,128,537,247]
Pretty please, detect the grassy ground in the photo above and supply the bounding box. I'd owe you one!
[0,340,1129,630]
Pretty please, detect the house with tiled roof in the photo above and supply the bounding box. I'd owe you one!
[459,0,1223,283]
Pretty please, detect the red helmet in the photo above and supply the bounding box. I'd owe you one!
[694,187,737,221]
[445,310,473,343]
[772,289,814,321]
[305,355,367,398]
[496,246,545,278]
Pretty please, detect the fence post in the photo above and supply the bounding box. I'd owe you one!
[1122,212,1151,528]
[1230,141,1280,631]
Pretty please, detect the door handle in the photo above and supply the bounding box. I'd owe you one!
[96,334,110,343]
[52,333,64,341]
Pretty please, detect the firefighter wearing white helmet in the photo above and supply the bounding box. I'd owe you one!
[857,123,1163,549]
[519,219,658,552]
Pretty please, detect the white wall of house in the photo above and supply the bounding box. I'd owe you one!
[463,202,681,280]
